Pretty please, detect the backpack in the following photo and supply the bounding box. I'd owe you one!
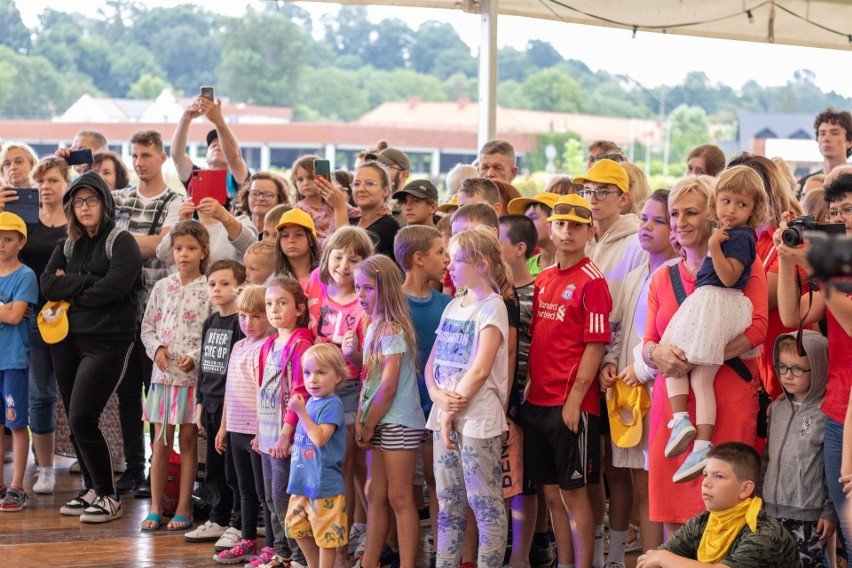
[63,225,127,261]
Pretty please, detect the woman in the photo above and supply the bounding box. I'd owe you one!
[685,144,725,177]
[642,175,768,533]
[91,152,130,192]
[41,171,143,523]
[237,172,290,234]
[1,142,38,187]
[350,162,400,258]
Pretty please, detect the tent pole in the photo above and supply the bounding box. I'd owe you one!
[478,0,498,150]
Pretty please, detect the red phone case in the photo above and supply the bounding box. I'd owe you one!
[188,170,228,206]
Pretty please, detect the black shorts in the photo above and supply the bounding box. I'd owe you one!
[520,403,600,490]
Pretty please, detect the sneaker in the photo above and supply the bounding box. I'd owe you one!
[378,544,399,568]
[60,488,97,516]
[354,529,367,558]
[134,475,152,499]
[245,547,276,567]
[0,487,27,512]
[33,466,55,494]
[185,519,228,542]
[530,540,556,568]
[664,415,696,458]
[80,494,122,523]
[214,539,257,565]
[348,524,364,555]
[257,525,266,538]
[418,506,431,527]
[215,526,243,552]
[115,468,145,494]
[251,554,290,568]
[69,460,81,473]
[624,525,642,552]
[673,444,712,484]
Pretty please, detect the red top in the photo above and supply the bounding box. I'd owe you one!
[821,289,852,423]
[645,259,768,524]
[527,257,612,413]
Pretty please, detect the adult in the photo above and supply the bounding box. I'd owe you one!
[642,176,768,533]
[798,108,852,195]
[236,172,290,234]
[445,164,478,198]
[55,130,108,175]
[41,171,143,523]
[1,142,38,187]
[91,151,130,192]
[478,140,518,183]
[171,96,250,202]
[492,179,523,216]
[333,170,355,206]
[685,144,726,177]
[545,175,580,196]
[365,147,410,193]
[350,162,400,258]
[586,140,624,171]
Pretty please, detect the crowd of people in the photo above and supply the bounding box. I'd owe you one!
[0,96,851,568]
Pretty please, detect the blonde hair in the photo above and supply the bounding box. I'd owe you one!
[1,142,38,179]
[621,162,651,215]
[247,239,275,260]
[449,228,514,300]
[668,175,714,213]
[712,166,770,229]
[235,284,267,314]
[319,226,374,285]
[302,343,349,391]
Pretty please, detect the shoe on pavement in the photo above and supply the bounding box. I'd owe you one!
[33,466,55,494]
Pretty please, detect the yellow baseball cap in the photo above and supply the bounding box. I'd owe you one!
[0,211,27,238]
[437,193,459,214]
[546,194,593,224]
[276,208,317,238]
[37,301,70,345]
[607,379,651,449]
[507,192,561,215]
[572,159,629,193]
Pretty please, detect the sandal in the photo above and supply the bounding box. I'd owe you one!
[167,514,193,531]
[141,513,162,531]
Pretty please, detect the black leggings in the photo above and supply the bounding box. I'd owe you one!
[51,335,133,497]
[201,400,236,527]
[117,333,152,473]
[229,431,265,540]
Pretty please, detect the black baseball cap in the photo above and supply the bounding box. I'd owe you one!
[206,129,219,146]
[393,179,438,201]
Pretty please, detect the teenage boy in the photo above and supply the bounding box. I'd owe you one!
[185,259,246,545]
[637,442,797,568]
[393,180,440,227]
[763,331,835,567]
[507,192,560,277]
[394,225,452,567]
[457,178,504,216]
[799,108,852,194]
[522,194,612,568]
[0,212,38,512]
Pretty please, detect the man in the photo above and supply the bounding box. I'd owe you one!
[393,179,439,227]
[55,129,109,174]
[585,140,624,172]
[366,147,410,193]
[799,108,852,195]
[171,95,250,201]
[478,139,518,183]
[112,130,183,495]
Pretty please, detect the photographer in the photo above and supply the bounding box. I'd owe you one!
[774,172,852,554]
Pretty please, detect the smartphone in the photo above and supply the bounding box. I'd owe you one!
[67,148,94,166]
[314,159,331,181]
[4,189,39,224]
[188,170,228,206]
[200,86,215,102]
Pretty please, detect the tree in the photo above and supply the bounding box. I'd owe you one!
[107,44,165,97]
[298,67,370,121]
[498,47,531,83]
[0,46,71,118]
[322,6,373,60]
[0,0,31,54]
[363,18,414,70]
[129,74,173,100]
[150,26,220,94]
[519,69,584,113]
[442,73,477,101]
[432,48,477,80]
[409,21,471,75]
[526,40,563,69]
[668,104,712,163]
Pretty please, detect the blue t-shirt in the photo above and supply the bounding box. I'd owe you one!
[0,264,38,371]
[288,395,345,499]
[695,227,755,290]
[407,290,452,416]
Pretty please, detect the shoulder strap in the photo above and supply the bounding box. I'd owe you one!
[105,226,125,261]
[669,263,687,306]
[148,191,178,236]
[63,237,73,261]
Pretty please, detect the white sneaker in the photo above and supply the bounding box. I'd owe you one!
[214,526,242,552]
[80,494,122,523]
[185,519,228,542]
[60,488,96,516]
[32,466,55,494]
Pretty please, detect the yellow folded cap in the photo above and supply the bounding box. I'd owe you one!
[607,378,651,448]
[37,301,70,345]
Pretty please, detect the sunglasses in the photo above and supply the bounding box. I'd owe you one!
[552,203,592,220]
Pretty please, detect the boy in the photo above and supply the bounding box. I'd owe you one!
[522,194,611,568]
[457,178,504,215]
[243,240,276,285]
[638,442,798,568]
[186,259,246,547]
[393,180,439,227]
[763,331,835,566]
[0,212,38,512]
[507,192,560,277]
[263,204,291,242]
[444,203,500,296]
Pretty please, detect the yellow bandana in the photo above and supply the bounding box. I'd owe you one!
[697,497,762,564]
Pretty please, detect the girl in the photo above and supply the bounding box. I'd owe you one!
[140,220,212,531]
[661,166,769,483]
[254,277,315,567]
[291,155,351,245]
[274,208,321,286]
[426,228,509,568]
[214,285,270,564]
[351,255,425,568]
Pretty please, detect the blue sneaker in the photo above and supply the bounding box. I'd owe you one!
[665,416,696,458]
[673,444,712,484]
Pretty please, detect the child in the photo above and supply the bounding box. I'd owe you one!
[426,228,510,568]
[285,344,349,568]
[661,166,769,483]
[214,285,270,564]
[140,220,212,531]
[393,179,439,227]
[522,194,611,568]
[275,209,320,286]
[263,204,291,242]
[244,240,276,285]
[763,331,835,567]
[255,276,315,567]
[506,192,560,276]
[0,212,38,512]
[185,259,246,544]
[352,255,425,568]
[443,203,500,298]
[637,442,797,568]
[291,155,351,245]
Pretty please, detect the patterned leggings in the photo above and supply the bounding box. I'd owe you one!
[433,432,507,568]
[779,517,827,568]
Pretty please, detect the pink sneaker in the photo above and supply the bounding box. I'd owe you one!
[247,546,277,566]
[214,539,257,565]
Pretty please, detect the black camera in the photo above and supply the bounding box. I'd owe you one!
[782,215,842,247]
[806,232,852,287]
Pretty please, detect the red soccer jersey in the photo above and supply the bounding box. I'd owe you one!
[527,257,612,413]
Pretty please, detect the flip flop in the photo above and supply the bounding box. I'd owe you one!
[141,513,162,531]
[167,515,193,531]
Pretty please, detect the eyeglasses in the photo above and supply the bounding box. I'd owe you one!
[579,188,619,201]
[248,190,276,200]
[776,364,811,377]
[594,152,625,163]
[71,196,100,208]
[352,180,380,190]
[826,206,852,220]
[552,203,592,220]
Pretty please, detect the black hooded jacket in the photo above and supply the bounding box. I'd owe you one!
[41,171,143,342]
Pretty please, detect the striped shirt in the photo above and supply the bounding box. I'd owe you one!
[224,336,266,434]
